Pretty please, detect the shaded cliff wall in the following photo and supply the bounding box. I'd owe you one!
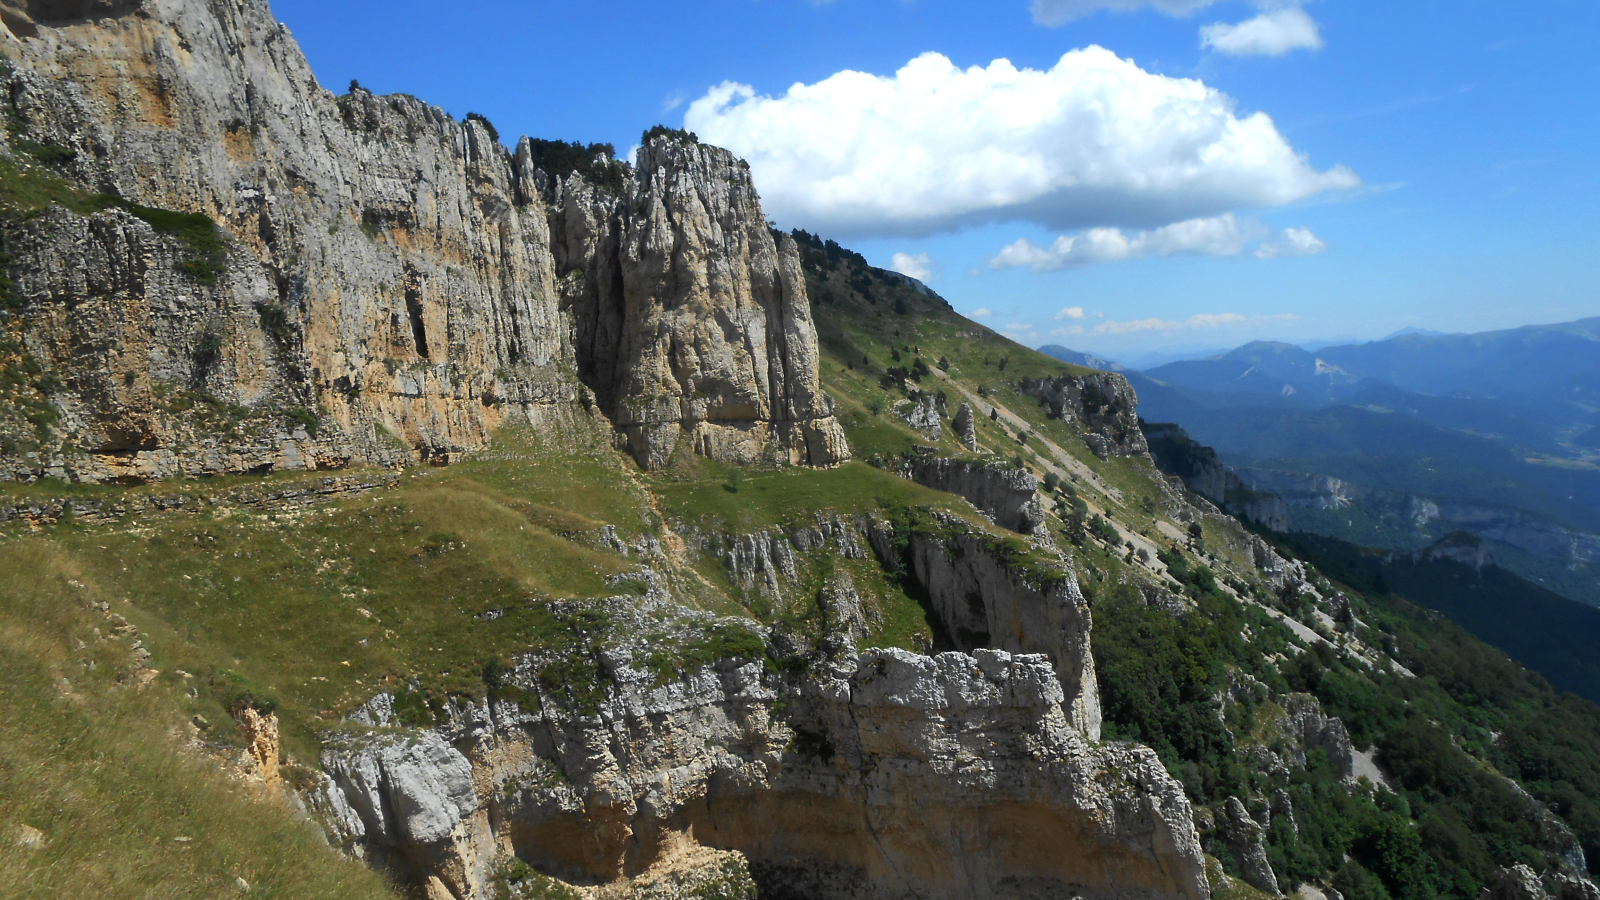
[906,456,1046,534]
[1143,423,1290,532]
[905,513,1102,739]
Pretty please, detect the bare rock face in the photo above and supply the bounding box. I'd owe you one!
[953,401,979,451]
[544,137,847,470]
[1018,373,1147,459]
[1221,797,1280,895]
[905,513,1101,740]
[896,393,942,441]
[317,646,1206,900]
[907,456,1046,535]
[0,0,844,479]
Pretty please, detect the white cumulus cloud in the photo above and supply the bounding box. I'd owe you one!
[1055,306,1086,320]
[969,307,994,318]
[1256,226,1327,258]
[1202,6,1324,56]
[890,252,937,282]
[684,48,1357,238]
[1032,0,1215,26]
[989,214,1248,271]
[989,216,1327,271]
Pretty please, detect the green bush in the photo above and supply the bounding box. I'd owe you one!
[522,138,630,195]
[464,112,500,144]
[641,125,698,146]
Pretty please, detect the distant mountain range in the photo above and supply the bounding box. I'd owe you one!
[1042,317,1600,607]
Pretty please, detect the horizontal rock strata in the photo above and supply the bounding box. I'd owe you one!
[318,647,1205,900]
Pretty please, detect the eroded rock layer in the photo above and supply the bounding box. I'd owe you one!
[319,646,1204,900]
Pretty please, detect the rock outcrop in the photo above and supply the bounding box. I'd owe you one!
[317,646,1205,900]
[896,393,942,441]
[0,0,845,480]
[681,505,1102,741]
[546,139,848,469]
[1480,866,1600,900]
[953,402,979,451]
[1220,797,1280,895]
[906,456,1046,535]
[1143,423,1290,532]
[904,512,1101,740]
[1019,374,1147,459]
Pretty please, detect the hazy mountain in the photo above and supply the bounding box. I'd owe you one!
[1319,318,1600,402]
[1145,341,1364,406]
[1053,318,1600,608]
[1034,344,1126,373]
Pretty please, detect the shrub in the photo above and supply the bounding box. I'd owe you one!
[523,138,630,195]
[641,124,698,146]
[464,112,500,144]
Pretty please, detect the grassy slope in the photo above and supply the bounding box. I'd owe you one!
[0,539,398,900]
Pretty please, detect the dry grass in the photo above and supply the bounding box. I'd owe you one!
[0,542,400,900]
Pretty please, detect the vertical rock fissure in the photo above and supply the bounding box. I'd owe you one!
[405,278,430,360]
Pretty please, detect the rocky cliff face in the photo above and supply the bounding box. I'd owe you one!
[1019,374,1147,459]
[548,140,847,470]
[0,0,845,480]
[904,513,1102,740]
[316,642,1203,900]
[906,456,1046,535]
[1142,424,1290,532]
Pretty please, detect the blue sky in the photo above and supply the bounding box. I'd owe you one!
[272,0,1599,366]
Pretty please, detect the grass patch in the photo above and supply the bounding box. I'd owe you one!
[0,542,400,900]
[0,151,227,284]
[652,459,977,532]
[0,438,647,762]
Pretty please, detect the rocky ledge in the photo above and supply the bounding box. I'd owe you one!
[312,644,1207,900]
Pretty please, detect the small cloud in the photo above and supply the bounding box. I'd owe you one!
[1003,321,1039,341]
[1201,6,1324,57]
[1050,325,1087,337]
[969,307,994,318]
[990,216,1329,271]
[1092,312,1295,336]
[1055,306,1086,320]
[1256,226,1327,259]
[890,251,937,282]
[989,214,1258,272]
[1032,0,1215,26]
[662,92,687,113]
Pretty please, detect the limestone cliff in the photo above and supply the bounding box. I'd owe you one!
[906,455,1046,535]
[904,511,1102,740]
[317,642,1204,900]
[546,139,847,469]
[0,0,845,480]
[1018,373,1147,459]
[1142,423,1290,532]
